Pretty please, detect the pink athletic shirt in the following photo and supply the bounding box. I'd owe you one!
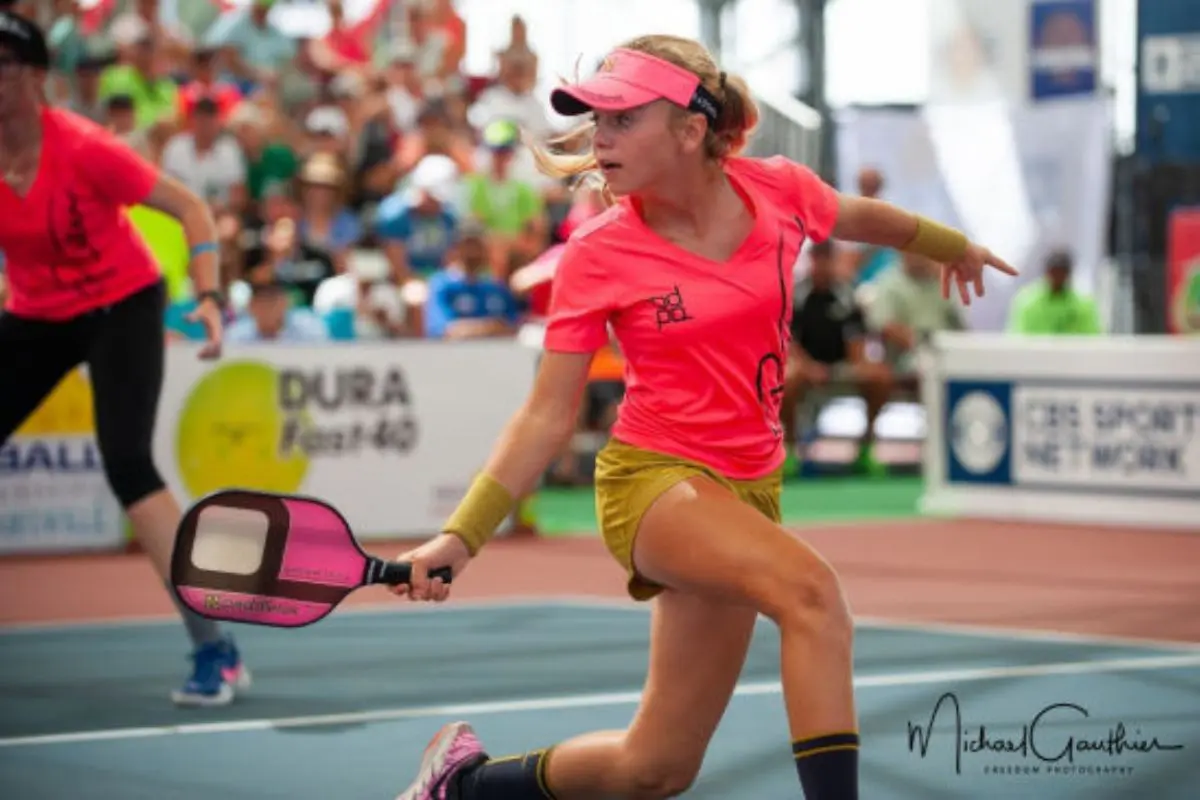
[0,107,162,321]
[544,155,840,480]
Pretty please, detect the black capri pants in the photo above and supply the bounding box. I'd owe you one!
[0,280,168,508]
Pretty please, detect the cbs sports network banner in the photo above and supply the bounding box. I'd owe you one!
[921,334,1200,530]
[153,341,537,540]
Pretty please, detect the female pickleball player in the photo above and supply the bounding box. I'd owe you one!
[0,11,250,707]
[391,35,1016,800]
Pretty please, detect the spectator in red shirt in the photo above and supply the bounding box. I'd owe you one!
[178,46,242,124]
[308,0,388,74]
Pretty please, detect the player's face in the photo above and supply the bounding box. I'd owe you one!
[1047,266,1070,293]
[458,237,488,270]
[194,108,221,140]
[0,45,24,114]
[591,101,679,195]
[301,180,338,211]
[250,290,289,337]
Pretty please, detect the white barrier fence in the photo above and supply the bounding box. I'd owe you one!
[920,333,1200,530]
[0,341,538,554]
[6,334,1198,554]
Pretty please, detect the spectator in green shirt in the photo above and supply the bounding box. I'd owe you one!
[97,22,178,131]
[1006,249,1103,335]
[464,119,547,277]
[227,102,298,207]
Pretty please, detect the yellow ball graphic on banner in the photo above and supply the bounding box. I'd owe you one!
[16,367,96,437]
[175,361,310,499]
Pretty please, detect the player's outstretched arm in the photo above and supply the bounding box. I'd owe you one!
[832,194,1019,304]
[390,350,595,601]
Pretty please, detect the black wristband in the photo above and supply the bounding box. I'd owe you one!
[196,289,225,309]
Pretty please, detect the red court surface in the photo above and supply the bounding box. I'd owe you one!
[3,518,1198,645]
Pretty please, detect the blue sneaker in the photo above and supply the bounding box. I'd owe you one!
[171,636,249,707]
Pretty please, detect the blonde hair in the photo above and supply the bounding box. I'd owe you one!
[531,35,759,196]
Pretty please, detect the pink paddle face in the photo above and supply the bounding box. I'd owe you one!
[171,490,369,628]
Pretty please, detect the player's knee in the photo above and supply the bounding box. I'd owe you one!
[759,555,852,644]
[621,750,701,799]
[102,453,165,508]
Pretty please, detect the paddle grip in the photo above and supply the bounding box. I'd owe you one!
[379,561,453,586]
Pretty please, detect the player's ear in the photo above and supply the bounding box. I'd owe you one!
[669,104,708,155]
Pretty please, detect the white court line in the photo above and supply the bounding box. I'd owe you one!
[2,596,1198,653]
[852,614,1200,653]
[1,652,1198,749]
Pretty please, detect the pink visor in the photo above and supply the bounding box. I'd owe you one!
[551,48,722,125]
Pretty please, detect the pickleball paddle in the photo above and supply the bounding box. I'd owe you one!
[170,489,452,628]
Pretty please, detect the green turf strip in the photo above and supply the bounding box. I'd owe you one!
[532,476,924,536]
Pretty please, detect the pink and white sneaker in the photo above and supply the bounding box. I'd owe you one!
[395,721,487,800]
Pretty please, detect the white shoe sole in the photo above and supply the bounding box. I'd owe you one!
[395,721,474,800]
[171,682,235,707]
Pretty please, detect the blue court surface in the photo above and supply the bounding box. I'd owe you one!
[1,600,1198,799]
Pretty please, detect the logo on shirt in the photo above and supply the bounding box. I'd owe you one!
[647,286,693,330]
[45,188,107,297]
[755,353,785,440]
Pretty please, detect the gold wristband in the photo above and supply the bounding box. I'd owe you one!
[904,216,969,263]
[443,473,516,556]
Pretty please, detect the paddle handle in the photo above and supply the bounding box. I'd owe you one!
[376,560,453,586]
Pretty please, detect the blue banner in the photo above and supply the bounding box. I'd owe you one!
[943,377,1200,498]
[1136,0,1200,162]
[1029,0,1098,101]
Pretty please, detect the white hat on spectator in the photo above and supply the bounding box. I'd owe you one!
[109,13,152,48]
[404,154,461,207]
[305,105,349,138]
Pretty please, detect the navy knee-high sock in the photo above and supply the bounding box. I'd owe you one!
[792,731,860,800]
[452,747,557,800]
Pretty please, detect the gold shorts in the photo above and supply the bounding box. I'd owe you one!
[593,438,783,601]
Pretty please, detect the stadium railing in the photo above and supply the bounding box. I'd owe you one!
[743,89,825,173]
